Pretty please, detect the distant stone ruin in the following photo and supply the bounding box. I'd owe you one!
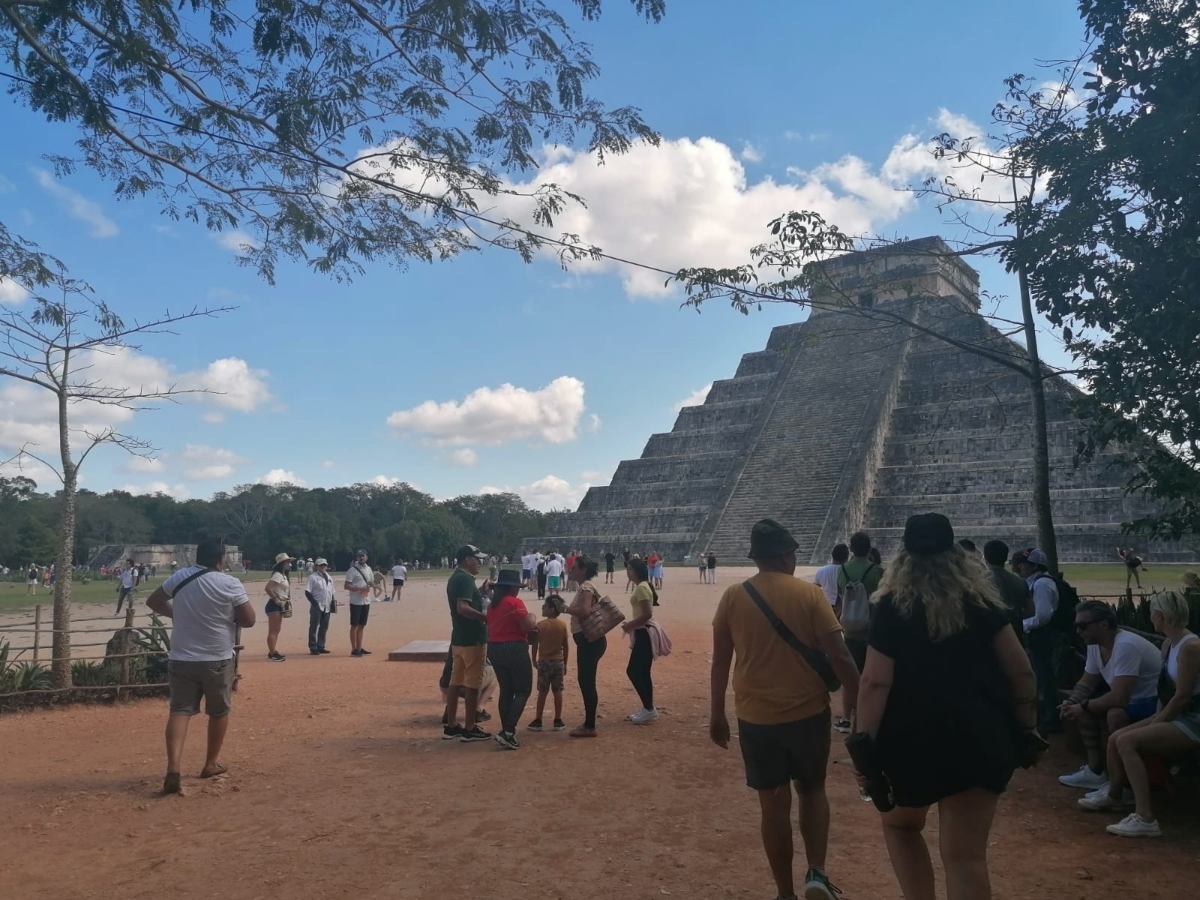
[87,543,244,572]
[526,237,1191,563]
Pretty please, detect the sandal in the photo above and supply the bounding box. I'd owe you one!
[162,772,182,795]
[199,763,228,779]
[569,726,597,738]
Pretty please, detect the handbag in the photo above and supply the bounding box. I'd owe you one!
[581,592,626,641]
[742,580,841,692]
[280,599,293,618]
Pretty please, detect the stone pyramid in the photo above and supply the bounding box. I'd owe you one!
[525,237,1187,563]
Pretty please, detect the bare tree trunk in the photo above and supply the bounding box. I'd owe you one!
[1017,263,1060,572]
[52,386,75,688]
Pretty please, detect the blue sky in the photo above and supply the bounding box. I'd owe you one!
[0,1,1087,510]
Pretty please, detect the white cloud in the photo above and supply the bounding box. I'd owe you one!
[215,230,259,252]
[369,475,402,487]
[181,444,249,480]
[446,448,479,467]
[587,413,602,433]
[494,136,916,298]
[0,276,29,305]
[118,481,190,499]
[579,469,607,482]
[123,456,166,474]
[31,168,118,238]
[203,411,225,424]
[387,376,586,447]
[183,358,273,412]
[481,473,600,511]
[675,382,713,410]
[258,468,306,487]
[740,142,763,163]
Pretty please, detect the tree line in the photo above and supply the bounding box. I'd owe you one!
[0,476,550,573]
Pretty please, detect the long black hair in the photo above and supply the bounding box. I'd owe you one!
[573,555,600,581]
[627,557,659,606]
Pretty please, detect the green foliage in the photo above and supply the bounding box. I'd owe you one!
[3,1,664,284]
[71,659,119,687]
[1,661,55,693]
[1009,0,1200,538]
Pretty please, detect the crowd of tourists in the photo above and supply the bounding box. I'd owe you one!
[138,515,1198,900]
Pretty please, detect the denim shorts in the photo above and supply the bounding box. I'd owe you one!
[1125,696,1158,723]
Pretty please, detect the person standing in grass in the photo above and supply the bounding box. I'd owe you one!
[115,558,137,615]
[529,595,570,732]
[148,538,255,795]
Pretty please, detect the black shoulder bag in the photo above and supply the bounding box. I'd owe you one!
[169,566,211,596]
[742,580,841,692]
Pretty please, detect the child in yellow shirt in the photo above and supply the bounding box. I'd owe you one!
[528,596,570,731]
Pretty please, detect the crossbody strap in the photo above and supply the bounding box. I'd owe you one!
[168,566,211,597]
[742,580,828,672]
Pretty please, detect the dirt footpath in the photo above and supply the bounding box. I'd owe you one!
[1,568,1196,899]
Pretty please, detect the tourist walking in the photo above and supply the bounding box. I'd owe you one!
[707,550,717,585]
[26,563,39,595]
[264,553,295,661]
[344,549,374,657]
[623,557,662,724]
[709,519,860,900]
[813,544,848,608]
[837,532,883,672]
[305,558,335,655]
[530,595,570,732]
[1082,590,1200,837]
[982,540,1032,638]
[390,560,407,602]
[854,514,1039,900]
[444,544,492,743]
[1016,548,1061,732]
[563,555,606,737]
[1116,547,1147,592]
[545,552,564,594]
[114,558,137,615]
[536,553,548,600]
[604,550,616,584]
[486,569,537,749]
[147,538,255,794]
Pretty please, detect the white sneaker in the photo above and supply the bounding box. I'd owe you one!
[630,707,659,724]
[1106,813,1162,838]
[1078,789,1125,811]
[833,717,852,734]
[1059,765,1108,790]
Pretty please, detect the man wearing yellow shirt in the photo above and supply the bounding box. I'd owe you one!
[710,519,860,900]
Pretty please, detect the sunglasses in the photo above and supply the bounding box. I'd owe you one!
[1074,619,1101,631]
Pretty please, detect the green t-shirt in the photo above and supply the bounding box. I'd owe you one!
[836,559,883,637]
[447,568,487,646]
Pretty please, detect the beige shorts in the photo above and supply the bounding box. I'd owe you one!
[450,644,487,691]
[168,658,235,717]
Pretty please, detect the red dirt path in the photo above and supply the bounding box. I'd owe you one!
[1,568,1195,899]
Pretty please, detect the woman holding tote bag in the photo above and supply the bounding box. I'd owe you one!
[564,556,608,738]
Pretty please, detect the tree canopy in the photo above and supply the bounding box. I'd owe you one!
[1,0,664,282]
[1009,0,1200,539]
[0,475,550,570]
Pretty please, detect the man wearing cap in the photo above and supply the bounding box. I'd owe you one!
[1016,548,1060,732]
[710,519,860,900]
[306,559,335,655]
[444,544,493,742]
[344,549,374,657]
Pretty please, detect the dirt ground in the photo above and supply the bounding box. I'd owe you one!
[1,566,1196,900]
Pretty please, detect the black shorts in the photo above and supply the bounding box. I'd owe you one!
[349,604,370,627]
[392,579,404,587]
[737,709,832,792]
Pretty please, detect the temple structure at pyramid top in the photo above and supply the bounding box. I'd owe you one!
[524,237,1189,563]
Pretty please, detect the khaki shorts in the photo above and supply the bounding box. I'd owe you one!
[168,658,235,717]
[450,644,487,690]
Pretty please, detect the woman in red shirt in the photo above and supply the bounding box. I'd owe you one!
[486,569,537,749]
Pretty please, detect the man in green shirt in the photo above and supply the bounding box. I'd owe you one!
[444,544,492,742]
[835,531,883,672]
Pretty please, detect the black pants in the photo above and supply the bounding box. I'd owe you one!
[439,647,453,691]
[308,602,330,650]
[537,573,547,599]
[627,628,654,710]
[490,641,532,734]
[115,586,134,614]
[574,632,607,729]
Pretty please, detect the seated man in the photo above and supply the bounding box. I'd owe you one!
[1058,600,1162,790]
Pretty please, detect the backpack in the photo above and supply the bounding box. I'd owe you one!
[1038,572,1080,634]
[839,563,876,633]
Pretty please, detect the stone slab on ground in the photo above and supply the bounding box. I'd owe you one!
[388,639,449,662]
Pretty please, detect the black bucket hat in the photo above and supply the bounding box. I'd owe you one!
[902,513,955,556]
[494,569,523,589]
[747,518,800,559]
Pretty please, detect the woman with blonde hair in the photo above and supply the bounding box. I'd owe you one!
[854,514,1040,900]
[1080,590,1200,837]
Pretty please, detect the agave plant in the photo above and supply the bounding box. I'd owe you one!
[7,661,54,692]
[71,659,118,687]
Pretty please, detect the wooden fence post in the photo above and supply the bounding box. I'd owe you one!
[33,605,43,663]
[118,606,135,699]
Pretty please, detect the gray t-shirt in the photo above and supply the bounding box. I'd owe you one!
[164,566,249,662]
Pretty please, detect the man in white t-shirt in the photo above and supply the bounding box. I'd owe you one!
[114,558,137,616]
[545,553,564,593]
[812,543,849,608]
[344,549,374,657]
[147,538,255,795]
[521,551,533,591]
[390,560,407,603]
[1057,600,1163,789]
